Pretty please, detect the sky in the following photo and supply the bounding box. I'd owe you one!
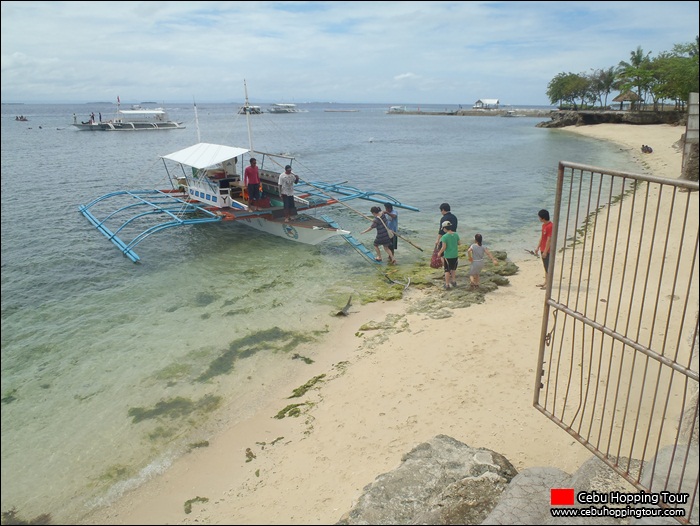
[1,1,698,106]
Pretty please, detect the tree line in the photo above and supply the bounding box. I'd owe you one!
[546,37,699,111]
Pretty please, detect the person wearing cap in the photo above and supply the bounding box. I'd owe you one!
[437,220,460,289]
[244,157,261,211]
[278,165,299,222]
[436,203,458,245]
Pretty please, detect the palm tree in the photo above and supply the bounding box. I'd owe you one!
[589,67,617,108]
[617,46,653,107]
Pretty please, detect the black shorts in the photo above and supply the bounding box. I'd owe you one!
[282,194,296,210]
[444,257,458,271]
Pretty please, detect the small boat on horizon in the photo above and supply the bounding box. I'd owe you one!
[268,103,307,114]
[238,105,262,114]
[386,106,408,114]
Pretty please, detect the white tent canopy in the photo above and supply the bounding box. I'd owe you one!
[161,142,249,169]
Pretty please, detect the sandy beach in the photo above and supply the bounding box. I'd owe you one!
[82,123,690,525]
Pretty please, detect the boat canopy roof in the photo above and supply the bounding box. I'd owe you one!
[161,142,249,169]
[119,109,167,115]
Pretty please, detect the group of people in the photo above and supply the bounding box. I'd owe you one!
[641,144,653,153]
[242,158,553,288]
[362,200,554,293]
[243,158,299,221]
[434,203,499,290]
[434,204,552,291]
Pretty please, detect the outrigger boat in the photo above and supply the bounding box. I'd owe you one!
[78,85,419,263]
[72,107,185,131]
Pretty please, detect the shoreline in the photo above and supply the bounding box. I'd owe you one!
[80,123,689,525]
[387,108,553,117]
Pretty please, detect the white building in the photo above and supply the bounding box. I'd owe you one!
[472,99,500,109]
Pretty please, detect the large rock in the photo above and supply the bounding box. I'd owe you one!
[483,455,641,525]
[336,435,518,525]
[336,435,664,526]
[637,444,699,525]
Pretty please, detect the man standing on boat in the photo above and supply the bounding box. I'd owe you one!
[278,165,299,223]
[244,158,261,211]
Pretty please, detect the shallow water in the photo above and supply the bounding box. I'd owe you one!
[0,102,637,523]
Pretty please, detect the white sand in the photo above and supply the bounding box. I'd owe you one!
[81,123,689,525]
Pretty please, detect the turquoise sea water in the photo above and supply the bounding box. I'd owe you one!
[1,102,638,523]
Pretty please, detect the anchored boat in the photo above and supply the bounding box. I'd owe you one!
[72,101,185,131]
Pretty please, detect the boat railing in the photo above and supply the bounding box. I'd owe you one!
[293,195,310,208]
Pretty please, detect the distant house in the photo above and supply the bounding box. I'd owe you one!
[473,99,500,109]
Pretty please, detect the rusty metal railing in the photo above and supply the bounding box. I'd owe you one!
[534,161,699,523]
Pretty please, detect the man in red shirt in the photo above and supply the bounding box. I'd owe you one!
[244,158,261,211]
[535,209,553,289]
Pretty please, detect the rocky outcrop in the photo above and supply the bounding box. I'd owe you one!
[336,435,518,525]
[337,435,699,525]
[483,456,642,525]
[537,110,686,128]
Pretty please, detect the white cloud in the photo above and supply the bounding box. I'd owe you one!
[1,0,698,104]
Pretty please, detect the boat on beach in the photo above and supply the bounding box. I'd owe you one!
[72,104,185,131]
[78,86,418,263]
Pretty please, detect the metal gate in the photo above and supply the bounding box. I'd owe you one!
[534,161,699,523]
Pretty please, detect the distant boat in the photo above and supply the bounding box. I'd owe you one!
[386,106,408,114]
[72,106,185,131]
[268,103,307,114]
[15,116,28,122]
[238,105,262,114]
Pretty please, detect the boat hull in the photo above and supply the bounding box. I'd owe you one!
[237,214,349,245]
[72,122,185,131]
